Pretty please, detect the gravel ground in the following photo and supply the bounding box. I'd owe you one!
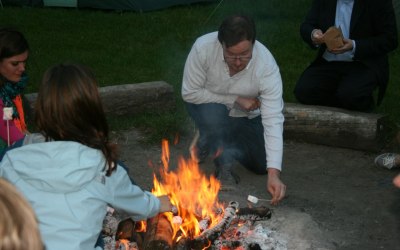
[114,129,400,250]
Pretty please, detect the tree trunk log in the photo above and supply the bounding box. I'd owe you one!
[283,103,389,152]
[24,81,175,116]
[142,214,173,250]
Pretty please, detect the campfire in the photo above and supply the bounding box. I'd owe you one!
[103,139,286,250]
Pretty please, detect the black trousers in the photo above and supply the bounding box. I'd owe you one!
[185,102,267,174]
[294,59,378,112]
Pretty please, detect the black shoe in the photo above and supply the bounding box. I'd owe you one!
[190,144,209,163]
[197,146,209,163]
[214,164,240,191]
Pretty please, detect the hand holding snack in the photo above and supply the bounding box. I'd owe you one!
[328,38,353,54]
[323,26,344,50]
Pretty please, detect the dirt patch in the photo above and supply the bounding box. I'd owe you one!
[114,129,400,250]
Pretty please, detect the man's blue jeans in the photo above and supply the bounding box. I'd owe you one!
[185,102,267,174]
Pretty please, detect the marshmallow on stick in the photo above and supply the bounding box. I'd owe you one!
[3,107,13,120]
[247,195,271,204]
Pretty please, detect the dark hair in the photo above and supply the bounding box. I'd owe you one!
[0,28,29,61]
[217,15,256,48]
[35,63,118,176]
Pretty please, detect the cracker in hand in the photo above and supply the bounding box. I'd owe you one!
[324,26,344,50]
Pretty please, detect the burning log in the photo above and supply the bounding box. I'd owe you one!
[191,201,239,249]
[236,206,272,221]
[190,237,210,250]
[198,216,211,232]
[116,218,135,241]
[115,218,143,250]
[213,239,242,249]
[173,237,191,250]
[142,214,173,250]
[199,201,239,239]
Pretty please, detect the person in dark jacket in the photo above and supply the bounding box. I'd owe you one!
[294,0,398,112]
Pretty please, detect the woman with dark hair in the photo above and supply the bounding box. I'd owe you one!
[0,63,172,250]
[0,27,29,146]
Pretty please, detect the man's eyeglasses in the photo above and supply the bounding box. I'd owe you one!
[224,55,252,63]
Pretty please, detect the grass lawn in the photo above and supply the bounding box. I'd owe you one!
[1,0,399,143]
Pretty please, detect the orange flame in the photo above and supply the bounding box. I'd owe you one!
[152,139,224,240]
[135,221,146,233]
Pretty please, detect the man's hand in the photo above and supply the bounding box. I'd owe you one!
[311,29,324,45]
[267,168,286,205]
[235,96,260,111]
[394,174,400,188]
[328,38,353,54]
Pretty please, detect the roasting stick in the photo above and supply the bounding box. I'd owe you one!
[6,120,10,146]
[189,129,200,161]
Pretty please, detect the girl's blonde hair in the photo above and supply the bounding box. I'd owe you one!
[0,178,44,250]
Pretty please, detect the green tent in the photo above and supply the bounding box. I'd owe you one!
[4,0,217,12]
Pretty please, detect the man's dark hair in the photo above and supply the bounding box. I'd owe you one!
[218,14,256,48]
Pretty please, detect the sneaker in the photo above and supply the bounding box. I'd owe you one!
[214,164,240,191]
[374,153,400,169]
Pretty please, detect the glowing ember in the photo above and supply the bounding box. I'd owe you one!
[151,139,225,241]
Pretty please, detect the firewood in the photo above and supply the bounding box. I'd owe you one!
[191,201,239,249]
[115,218,144,249]
[236,206,272,220]
[142,214,173,250]
[213,239,242,249]
[173,237,191,250]
[115,218,135,241]
[198,217,211,231]
[190,236,210,250]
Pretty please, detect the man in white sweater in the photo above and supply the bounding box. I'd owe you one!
[181,15,286,205]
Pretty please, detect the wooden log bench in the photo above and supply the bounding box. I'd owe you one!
[24,81,389,152]
[283,103,389,152]
[24,81,176,116]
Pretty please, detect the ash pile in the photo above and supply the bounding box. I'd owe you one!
[102,200,287,250]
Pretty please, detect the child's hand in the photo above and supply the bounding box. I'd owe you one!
[158,195,173,213]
